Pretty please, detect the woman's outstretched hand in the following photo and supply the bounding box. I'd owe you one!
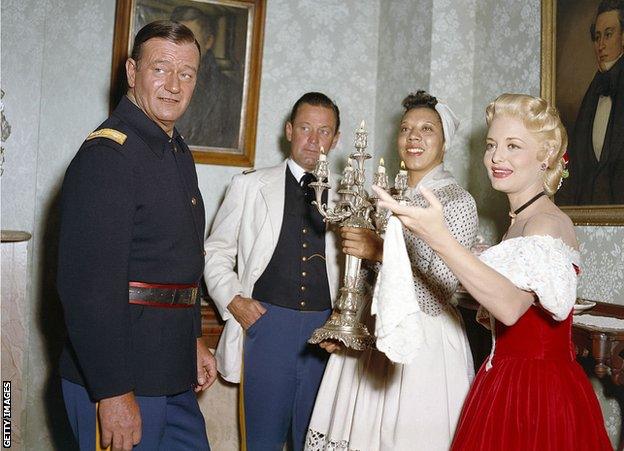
[372,185,449,249]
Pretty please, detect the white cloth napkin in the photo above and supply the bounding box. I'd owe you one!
[371,216,424,363]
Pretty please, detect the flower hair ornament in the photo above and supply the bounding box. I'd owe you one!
[561,151,570,178]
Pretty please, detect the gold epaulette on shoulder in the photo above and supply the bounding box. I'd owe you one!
[86,128,127,145]
[242,168,256,175]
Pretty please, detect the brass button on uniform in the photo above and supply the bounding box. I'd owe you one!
[300,285,306,291]
[191,197,198,206]
[203,250,207,256]
[300,301,306,307]
[302,228,308,234]
[302,256,307,262]
[302,243,308,248]
[301,271,307,277]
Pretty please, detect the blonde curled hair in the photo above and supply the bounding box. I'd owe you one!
[485,93,568,196]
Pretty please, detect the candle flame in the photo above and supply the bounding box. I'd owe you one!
[359,120,365,129]
[380,158,385,166]
[320,146,325,154]
[400,160,406,169]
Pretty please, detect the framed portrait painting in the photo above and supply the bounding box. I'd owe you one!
[110,0,266,167]
[541,0,624,225]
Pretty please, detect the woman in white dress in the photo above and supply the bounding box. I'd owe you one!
[304,91,478,451]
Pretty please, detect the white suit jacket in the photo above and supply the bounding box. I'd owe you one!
[204,160,341,383]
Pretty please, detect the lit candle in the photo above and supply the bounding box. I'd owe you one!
[319,146,326,161]
[395,160,408,193]
[377,158,386,174]
[341,158,355,187]
[373,157,389,190]
[359,120,366,130]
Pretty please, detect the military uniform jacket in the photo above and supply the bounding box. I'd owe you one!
[203,160,341,383]
[57,96,206,400]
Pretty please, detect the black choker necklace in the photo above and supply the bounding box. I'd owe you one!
[509,192,546,218]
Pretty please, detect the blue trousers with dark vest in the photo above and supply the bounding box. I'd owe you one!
[61,379,210,450]
[242,302,331,451]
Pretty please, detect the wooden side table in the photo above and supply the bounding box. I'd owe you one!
[573,301,624,386]
[200,298,225,349]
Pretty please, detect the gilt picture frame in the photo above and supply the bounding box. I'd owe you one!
[541,0,624,225]
[110,0,266,167]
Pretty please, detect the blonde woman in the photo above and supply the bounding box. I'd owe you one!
[376,93,611,450]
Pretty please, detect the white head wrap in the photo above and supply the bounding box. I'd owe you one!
[434,101,460,151]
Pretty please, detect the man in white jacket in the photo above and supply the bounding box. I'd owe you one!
[204,92,341,451]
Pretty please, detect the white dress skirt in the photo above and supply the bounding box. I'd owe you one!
[305,167,478,451]
[305,303,473,451]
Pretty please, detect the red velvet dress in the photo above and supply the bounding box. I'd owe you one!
[451,306,612,450]
[452,236,611,450]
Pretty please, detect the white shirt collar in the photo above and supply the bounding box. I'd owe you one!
[600,53,623,72]
[287,158,308,183]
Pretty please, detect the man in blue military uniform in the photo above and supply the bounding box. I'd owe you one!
[204,92,342,451]
[57,21,216,451]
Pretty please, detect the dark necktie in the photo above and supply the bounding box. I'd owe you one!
[300,172,317,204]
[596,71,615,98]
[300,172,326,231]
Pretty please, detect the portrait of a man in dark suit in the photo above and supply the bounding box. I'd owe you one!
[557,0,624,206]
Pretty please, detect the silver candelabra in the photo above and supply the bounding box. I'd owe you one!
[308,121,409,350]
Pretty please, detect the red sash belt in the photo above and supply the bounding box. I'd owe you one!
[128,281,198,308]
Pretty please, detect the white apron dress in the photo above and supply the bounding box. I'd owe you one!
[305,165,478,451]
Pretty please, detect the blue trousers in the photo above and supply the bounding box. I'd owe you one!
[62,379,210,450]
[242,302,331,451]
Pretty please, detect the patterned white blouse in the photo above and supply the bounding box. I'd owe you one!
[403,165,478,316]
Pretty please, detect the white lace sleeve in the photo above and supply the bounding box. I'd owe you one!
[479,235,580,321]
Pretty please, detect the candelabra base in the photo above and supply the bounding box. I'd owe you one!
[308,312,375,350]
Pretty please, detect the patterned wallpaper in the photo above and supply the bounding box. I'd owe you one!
[429,0,477,191]
[1,0,47,233]
[2,0,117,449]
[469,0,542,243]
[374,0,432,175]
[577,226,624,303]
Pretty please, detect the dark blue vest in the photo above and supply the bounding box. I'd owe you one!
[252,167,331,311]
